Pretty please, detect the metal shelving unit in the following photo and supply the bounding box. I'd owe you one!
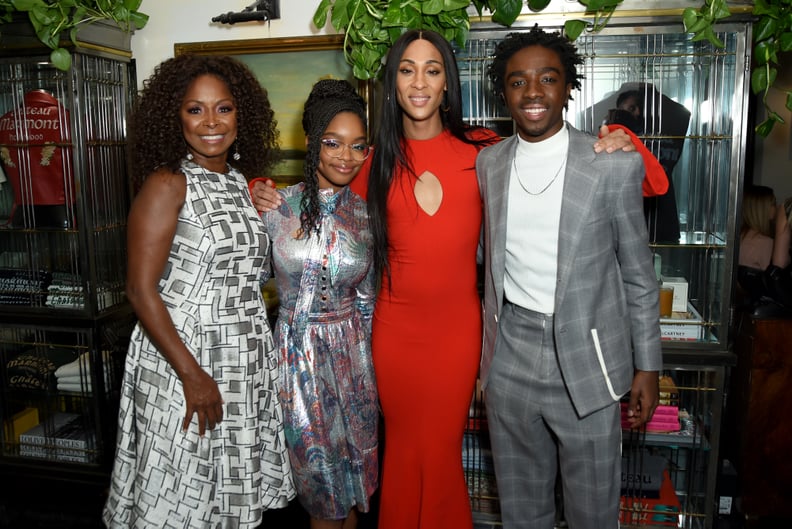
[0,22,137,497]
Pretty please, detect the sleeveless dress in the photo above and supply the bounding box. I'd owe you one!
[263,184,378,520]
[103,160,295,529]
[370,129,493,529]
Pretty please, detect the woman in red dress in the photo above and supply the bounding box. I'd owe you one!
[359,30,497,529]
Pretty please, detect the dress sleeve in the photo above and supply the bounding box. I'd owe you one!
[605,124,669,198]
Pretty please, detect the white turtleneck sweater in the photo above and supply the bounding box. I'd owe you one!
[504,124,569,314]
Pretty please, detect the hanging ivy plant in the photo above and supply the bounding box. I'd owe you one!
[0,0,149,71]
[312,0,624,80]
[314,0,792,138]
[685,0,792,136]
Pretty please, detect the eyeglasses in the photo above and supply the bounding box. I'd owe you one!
[320,138,371,161]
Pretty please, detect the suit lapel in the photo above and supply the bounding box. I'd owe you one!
[487,136,517,309]
[557,126,599,304]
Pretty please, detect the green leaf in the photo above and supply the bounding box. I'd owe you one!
[754,16,779,43]
[768,110,784,124]
[330,0,352,31]
[50,47,71,70]
[682,8,700,31]
[528,0,552,12]
[752,0,775,17]
[128,11,147,29]
[491,0,522,26]
[423,0,444,16]
[751,67,768,95]
[11,0,46,10]
[382,1,403,27]
[786,92,792,112]
[756,117,777,137]
[686,17,709,35]
[712,0,731,20]
[754,40,772,65]
[585,0,608,11]
[123,0,143,11]
[564,19,587,41]
[779,32,792,52]
[312,0,331,28]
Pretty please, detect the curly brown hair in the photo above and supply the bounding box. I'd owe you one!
[128,54,279,191]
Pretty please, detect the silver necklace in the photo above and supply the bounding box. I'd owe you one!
[513,154,567,195]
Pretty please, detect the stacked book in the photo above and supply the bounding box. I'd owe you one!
[620,468,681,527]
[18,412,95,463]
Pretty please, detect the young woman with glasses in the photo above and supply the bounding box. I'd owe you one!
[261,79,378,529]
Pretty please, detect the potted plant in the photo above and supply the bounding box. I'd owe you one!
[0,0,149,70]
[684,0,792,135]
[314,0,792,136]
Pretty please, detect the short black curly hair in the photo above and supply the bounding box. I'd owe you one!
[488,25,584,101]
[127,54,279,191]
[299,79,367,238]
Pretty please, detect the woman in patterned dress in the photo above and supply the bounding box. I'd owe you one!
[262,79,377,529]
[103,54,294,528]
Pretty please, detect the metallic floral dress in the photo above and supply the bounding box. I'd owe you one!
[263,183,378,519]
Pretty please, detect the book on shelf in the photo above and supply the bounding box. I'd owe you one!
[621,451,667,499]
[17,412,95,462]
[620,469,681,527]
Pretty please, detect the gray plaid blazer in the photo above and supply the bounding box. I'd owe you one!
[476,124,663,418]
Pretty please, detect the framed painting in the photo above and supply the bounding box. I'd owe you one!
[175,35,367,186]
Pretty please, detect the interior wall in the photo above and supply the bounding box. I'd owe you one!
[131,0,335,89]
[132,1,791,201]
[752,52,792,203]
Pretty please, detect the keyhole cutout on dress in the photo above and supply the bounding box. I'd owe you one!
[414,170,443,216]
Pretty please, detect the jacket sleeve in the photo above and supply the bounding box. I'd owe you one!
[605,124,668,198]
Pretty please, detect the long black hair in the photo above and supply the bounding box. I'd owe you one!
[299,79,367,238]
[368,29,494,283]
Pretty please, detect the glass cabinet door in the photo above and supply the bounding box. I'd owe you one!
[0,54,133,316]
[457,21,750,350]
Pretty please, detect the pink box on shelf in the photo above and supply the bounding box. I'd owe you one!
[620,403,680,432]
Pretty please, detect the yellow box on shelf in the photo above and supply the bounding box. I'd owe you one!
[3,407,39,444]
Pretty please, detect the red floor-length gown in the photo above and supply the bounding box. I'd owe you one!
[353,129,494,529]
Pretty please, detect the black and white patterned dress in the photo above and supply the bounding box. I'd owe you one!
[103,160,295,529]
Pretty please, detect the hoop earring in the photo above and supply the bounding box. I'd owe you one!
[441,92,450,113]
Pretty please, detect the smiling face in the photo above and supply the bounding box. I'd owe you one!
[180,74,237,172]
[503,45,572,143]
[316,111,368,193]
[395,38,448,138]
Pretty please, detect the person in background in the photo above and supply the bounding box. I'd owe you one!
[607,87,679,243]
[250,30,643,529]
[262,79,378,529]
[771,196,792,269]
[103,54,294,528]
[767,196,792,307]
[739,185,777,271]
[476,26,662,529]
[738,186,792,309]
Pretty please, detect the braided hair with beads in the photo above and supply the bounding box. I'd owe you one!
[299,79,367,238]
